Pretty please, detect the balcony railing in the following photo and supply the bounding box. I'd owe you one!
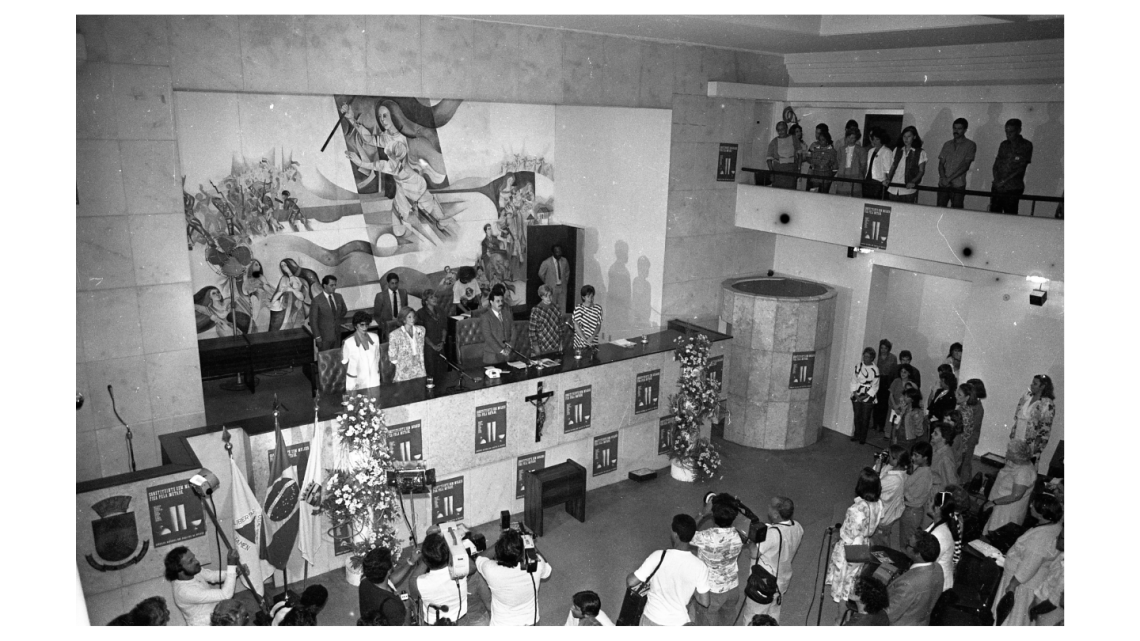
[742,167,1063,220]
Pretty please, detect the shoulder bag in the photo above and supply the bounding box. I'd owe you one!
[616,550,666,626]
[745,526,784,605]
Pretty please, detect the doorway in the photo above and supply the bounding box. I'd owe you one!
[863,113,904,148]
[864,265,971,388]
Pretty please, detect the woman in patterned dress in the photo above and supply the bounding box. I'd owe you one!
[389,306,427,382]
[826,467,883,622]
[1012,374,1056,460]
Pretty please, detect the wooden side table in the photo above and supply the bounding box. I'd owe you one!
[523,459,586,536]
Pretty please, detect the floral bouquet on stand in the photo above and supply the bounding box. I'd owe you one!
[667,333,723,482]
[321,394,403,573]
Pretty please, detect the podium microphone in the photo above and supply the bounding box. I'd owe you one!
[503,343,535,369]
[438,352,478,390]
[107,385,137,474]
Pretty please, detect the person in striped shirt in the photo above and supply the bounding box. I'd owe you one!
[572,285,603,349]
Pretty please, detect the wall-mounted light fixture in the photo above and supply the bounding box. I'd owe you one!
[847,246,874,258]
[1027,275,1050,306]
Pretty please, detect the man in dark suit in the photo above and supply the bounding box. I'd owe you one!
[886,530,944,626]
[373,272,409,327]
[309,275,347,351]
[481,284,514,365]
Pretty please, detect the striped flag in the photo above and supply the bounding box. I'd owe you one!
[228,456,267,596]
[263,423,300,571]
[299,421,326,566]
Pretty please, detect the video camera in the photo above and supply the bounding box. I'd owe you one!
[386,461,436,495]
[704,492,767,543]
[438,522,484,580]
[500,510,538,573]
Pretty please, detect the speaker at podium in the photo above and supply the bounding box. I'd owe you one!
[526,225,584,314]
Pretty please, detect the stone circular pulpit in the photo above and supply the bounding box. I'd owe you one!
[720,275,837,450]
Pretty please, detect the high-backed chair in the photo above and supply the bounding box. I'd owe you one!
[317,347,346,397]
[455,316,484,368]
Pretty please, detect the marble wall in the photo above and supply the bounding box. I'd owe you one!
[77,16,206,482]
[76,15,788,482]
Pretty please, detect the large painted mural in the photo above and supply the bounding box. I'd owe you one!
[177,92,555,339]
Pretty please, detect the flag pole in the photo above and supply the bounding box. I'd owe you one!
[272,398,291,600]
[301,390,321,594]
[206,427,267,612]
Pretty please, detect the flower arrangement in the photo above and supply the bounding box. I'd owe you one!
[321,394,403,566]
[667,333,723,482]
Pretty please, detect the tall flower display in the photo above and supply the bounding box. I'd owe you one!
[667,333,723,481]
[321,395,402,566]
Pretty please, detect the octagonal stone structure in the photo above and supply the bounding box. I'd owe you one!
[720,275,837,450]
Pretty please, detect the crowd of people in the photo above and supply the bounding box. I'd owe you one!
[766,116,1036,214]
[837,337,1063,625]
[311,243,603,392]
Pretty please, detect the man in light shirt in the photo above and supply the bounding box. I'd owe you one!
[863,128,894,200]
[627,514,711,625]
[165,546,240,626]
[691,499,748,625]
[738,497,804,625]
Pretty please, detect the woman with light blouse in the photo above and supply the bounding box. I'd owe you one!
[849,347,879,445]
[389,306,427,382]
[1012,374,1056,460]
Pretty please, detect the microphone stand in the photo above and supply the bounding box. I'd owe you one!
[107,385,137,473]
[438,352,477,390]
[504,343,535,370]
[816,523,839,626]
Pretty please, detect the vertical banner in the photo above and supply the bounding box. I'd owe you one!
[707,355,724,395]
[432,476,465,524]
[564,385,592,433]
[658,415,676,455]
[593,432,619,476]
[860,204,891,250]
[790,351,816,389]
[388,420,424,462]
[475,402,508,453]
[717,143,739,182]
[268,442,311,486]
[635,369,661,414]
[146,480,207,547]
[516,452,547,499]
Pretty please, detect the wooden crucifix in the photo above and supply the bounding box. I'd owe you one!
[525,381,556,442]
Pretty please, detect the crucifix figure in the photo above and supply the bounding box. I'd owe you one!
[525,381,555,442]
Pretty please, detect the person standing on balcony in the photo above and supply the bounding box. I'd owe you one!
[887,126,927,204]
[809,127,838,194]
[936,118,977,209]
[990,118,1034,215]
[832,128,866,197]
[766,121,802,190]
[864,128,893,200]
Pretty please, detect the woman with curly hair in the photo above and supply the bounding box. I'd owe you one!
[826,467,883,622]
[389,306,427,383]
[342,311,381,391]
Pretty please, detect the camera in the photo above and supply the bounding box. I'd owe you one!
[704,492,765,543]
[873,450,891,464]
[500,510,538,572]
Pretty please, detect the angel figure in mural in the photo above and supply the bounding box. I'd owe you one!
[267,258,308,331]
[347,138,448,239]
[257,190,285,234]
[339,100,451,192]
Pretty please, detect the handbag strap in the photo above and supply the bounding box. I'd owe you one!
[756,524,785,586]
[643,550,667,586]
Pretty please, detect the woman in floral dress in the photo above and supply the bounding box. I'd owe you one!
[389,306,427,383]
[826,467,883,622]
[1012,374,1056,459]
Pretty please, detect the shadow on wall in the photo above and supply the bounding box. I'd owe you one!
[581,227,607,328]
[964,103,1006,210]
[631,255,653,333]
[607,240,631,337]
[918,107,956,207]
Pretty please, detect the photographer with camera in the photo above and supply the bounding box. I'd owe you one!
[412,524,492,625]
[738,497,803,625]
[691,495,750,625]
[359,546,420,626]
[475,523,553,625]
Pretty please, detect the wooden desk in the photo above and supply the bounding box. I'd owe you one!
[198,328,315,394]
[524,459,586,536]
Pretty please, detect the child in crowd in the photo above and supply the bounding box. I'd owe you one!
[873,446,910,550]
[899,442,933,550]
[564,590,613,626]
